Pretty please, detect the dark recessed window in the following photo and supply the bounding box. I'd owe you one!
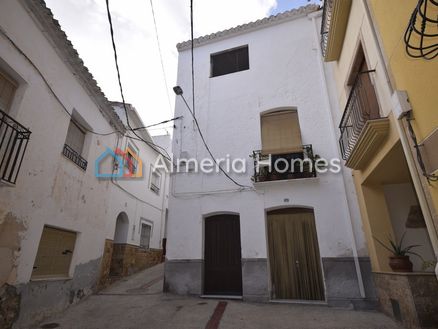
[211,45,249,77]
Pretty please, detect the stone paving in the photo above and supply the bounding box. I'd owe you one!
[35,263,403,329]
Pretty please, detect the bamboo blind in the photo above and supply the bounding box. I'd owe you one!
[267,208,325,300]
[261,110,302,155]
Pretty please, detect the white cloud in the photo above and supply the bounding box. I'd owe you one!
[45,0,277,135]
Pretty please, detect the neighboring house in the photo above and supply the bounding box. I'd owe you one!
[152,133,172,255]
[99,102,169,285]
[0,0,166,328]
[165,5,376,308]
[153,133,172,158]
[320,0,438,327]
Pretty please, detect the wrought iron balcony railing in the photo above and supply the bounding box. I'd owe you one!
[252,145,317,183]
[62,144,87,170]
[339,70,380,160]
[320,0,334,58]
[0,109,31,185]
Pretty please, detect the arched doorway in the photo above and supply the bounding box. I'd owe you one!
[267,208,324,301]
[110,212,129,277]
[204,214,242,296]
[113,212,129,243]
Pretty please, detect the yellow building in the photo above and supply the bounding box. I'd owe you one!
[320,0,438,327]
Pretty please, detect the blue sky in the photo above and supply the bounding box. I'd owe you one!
[270,0,321,15]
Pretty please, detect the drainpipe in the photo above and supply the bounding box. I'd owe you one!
[394,109,438,279]
[362,0,438,279]
[158,167,168,249]
[309,11,366,299]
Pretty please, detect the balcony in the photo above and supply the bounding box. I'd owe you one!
[62,144,87,170]
[339,71,389,169]
[0,109,31,185]
[320,0,352,61]
[252,145,317,183]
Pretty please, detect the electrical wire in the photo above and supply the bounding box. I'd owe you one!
[190,0,196,117]
[0,25,174,161]
[105,0,171,161]
[172,1,251,189]
[177,93,252,189]
[132,116,182,131]
[148,0,173,113]
[406,112,438,182]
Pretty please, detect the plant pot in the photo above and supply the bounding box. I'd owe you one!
[389,255,413,272]
[257,175,266,182]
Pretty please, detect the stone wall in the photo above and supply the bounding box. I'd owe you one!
[99,242,163,289]
[374,272,438,329]
[97,239,114,290]
[134,248,163,272]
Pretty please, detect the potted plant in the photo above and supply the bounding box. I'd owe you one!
[374,232,422,272]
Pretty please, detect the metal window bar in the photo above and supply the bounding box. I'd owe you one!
[150,183,160,194]
[320,0,334,57]
[339,70,379,160]
[62,143,87,171]
[252,145,317,183]
[0,109,31,185]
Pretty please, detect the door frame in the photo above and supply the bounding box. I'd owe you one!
[264,206,327,302]
[202,212,243,296]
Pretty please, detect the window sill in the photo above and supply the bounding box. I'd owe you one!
[253,176,319,187]
[0,179,16,187]
[30,275,72,282]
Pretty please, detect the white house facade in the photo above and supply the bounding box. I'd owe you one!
[0,0,167,327]
[164,5,376,308]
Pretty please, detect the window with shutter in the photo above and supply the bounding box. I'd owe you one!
[140,224,151,249]
[150,170,161,194]
[211,45,249,77]
[261,110,302,155]
[124,143,139,175]
[31,226,77,279]
[65,120,86,155]
[0,71,17,113]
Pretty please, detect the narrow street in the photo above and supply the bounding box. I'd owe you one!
[35,264,402,329]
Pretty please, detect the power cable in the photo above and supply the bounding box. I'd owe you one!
[0,25,173,160]
[173,86,252,189]
[405,112,438,182]
[148,0,173,113]
[105,0,171,161]
[132,116,182,131]
[190,0,195,117]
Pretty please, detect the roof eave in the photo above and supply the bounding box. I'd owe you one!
[19,0,126,134]
[176,4,320,52]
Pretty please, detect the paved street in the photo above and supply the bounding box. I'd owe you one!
[34,264,402,329]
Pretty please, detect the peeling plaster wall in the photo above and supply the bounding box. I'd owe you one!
[0,0,167,326]
[15,257,101,328]
[0,213,26,287]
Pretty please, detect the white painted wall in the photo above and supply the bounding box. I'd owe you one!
[108,104,169,250]
[0,0,167,286]
[167,12,368,261]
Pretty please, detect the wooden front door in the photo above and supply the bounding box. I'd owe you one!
[267,208,325,300]
[204,214,242,296]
